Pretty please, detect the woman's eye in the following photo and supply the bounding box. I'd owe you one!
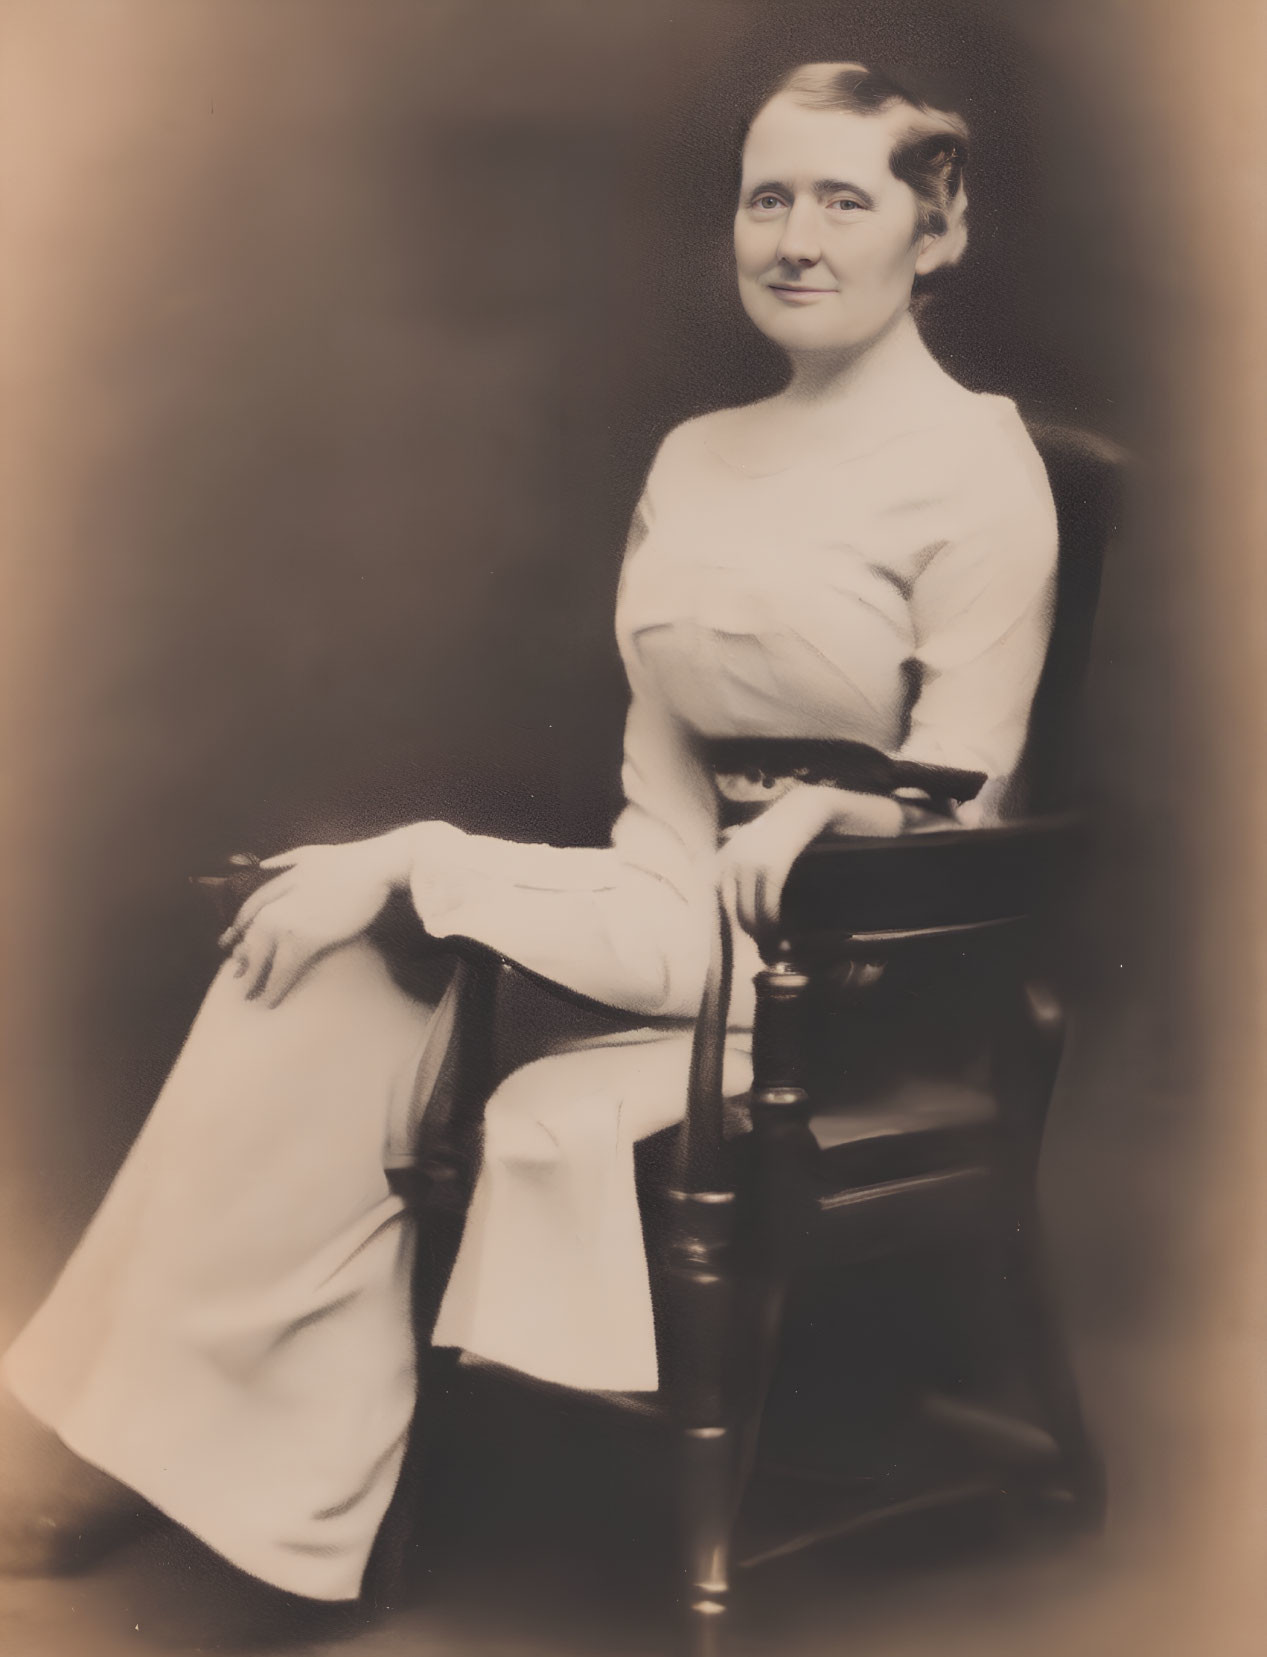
[828,198,864,213]
[752,195,784,212]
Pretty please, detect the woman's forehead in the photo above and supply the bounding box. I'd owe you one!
[740,95,910,192]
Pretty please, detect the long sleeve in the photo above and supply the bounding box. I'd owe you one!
[404,511,720,1019]
[896,415,1058,822]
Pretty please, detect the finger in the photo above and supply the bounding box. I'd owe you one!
[756,854,795,938]
[753,865,773,937]
[260,940,323,1010]
[219,878,296,949]
[259,846,312,871]
[757,861,790,939]
[221,885,291,953]
[232,946,250,979]
[749,865,772,939]
[736,864,759,940]
[718,864,740,932]
[242,933,279,1001]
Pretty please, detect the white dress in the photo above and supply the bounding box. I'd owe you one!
[2,348,1058,1601]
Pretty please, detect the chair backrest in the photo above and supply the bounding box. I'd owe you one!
[678,423,1125,1190]
[1014,422,1127,814]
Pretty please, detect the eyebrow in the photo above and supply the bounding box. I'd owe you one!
[745,178,877,208]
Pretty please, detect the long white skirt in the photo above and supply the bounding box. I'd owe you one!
[1,937,749,1600]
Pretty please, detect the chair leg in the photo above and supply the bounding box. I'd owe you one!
[667,921,816,1652]
[360,1422,422,1618]
[1004,1212,1105,1527]
[363,1143,476,1620]
[988,983,1104,1528]
[674,944,816,1653]
[666,1190,742,1657]
[364,953,501,1615]
[680,1423,739,1657]
[732,1272,792,1491]
[360,1344,462,1618]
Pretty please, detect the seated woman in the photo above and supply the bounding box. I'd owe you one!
[0,62,1056,1604]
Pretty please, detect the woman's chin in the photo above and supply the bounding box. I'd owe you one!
[755,314,914,365]
[745,309,873,358]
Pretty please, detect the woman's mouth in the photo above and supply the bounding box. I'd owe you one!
[767,285,837,304]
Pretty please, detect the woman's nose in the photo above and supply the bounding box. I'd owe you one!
[775,197,821,266]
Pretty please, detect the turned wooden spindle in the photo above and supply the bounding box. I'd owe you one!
[722,941,820,1521]
[666,890,741,1656]
[748,942,816,1265]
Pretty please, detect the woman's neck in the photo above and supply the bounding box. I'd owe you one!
[780,311,941,413]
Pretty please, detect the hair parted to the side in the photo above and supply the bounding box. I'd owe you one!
[745,61,971,272]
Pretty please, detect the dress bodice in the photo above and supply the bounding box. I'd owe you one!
[618,442,919,751]
[616,389,1052,770]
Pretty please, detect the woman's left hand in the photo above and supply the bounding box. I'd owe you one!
[217,833,413,1009]
[717,785,903,941]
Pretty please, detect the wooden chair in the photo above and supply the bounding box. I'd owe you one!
[196,423,1125,1655]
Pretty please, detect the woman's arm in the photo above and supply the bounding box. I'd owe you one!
[221,686,719,1017]
[718,431,1059,941]
[393,474,723,1016]
[898,443,1059,824]
[400,680,719,1016]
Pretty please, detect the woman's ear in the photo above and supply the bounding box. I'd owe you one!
[914,186,969,275]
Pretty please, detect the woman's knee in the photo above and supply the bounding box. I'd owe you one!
[481,1060,601,1172]
[481,1077,575,1168]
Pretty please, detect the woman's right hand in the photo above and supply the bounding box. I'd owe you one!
[218,827,429,1009]
[717,784,903,941]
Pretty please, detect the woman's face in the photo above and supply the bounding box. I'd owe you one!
[734,94,941,356]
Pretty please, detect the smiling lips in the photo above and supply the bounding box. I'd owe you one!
[767,284,838,303]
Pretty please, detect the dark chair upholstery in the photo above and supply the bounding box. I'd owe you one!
[1014,423,1124,814]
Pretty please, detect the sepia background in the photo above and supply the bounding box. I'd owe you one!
[1,0,1264,1652]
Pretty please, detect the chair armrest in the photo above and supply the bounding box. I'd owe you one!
[780,813,1089,942]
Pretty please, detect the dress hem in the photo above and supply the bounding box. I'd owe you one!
[1,1362,375,1603]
